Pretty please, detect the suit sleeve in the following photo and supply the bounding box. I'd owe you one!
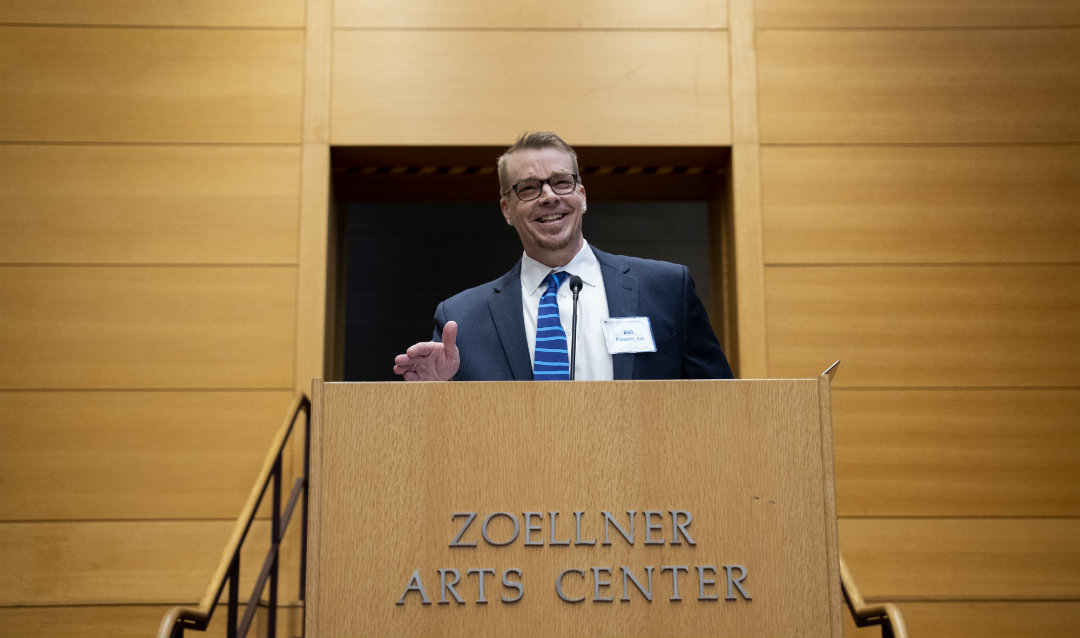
[432,301,447,343]
[679,267,735,379]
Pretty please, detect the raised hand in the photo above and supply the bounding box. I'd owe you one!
[392,321,460,381]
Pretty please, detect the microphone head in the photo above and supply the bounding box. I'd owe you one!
[568,275,583,293]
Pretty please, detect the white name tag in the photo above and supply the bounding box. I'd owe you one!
[601,317,657,354]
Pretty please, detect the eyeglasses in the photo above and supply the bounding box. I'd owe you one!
[507,174,579,201]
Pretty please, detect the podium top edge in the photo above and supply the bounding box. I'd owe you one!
[316,378,824,385]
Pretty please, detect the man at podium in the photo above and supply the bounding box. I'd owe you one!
[393,132,733,382]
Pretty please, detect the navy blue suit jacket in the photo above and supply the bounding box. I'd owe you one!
[433,247,733,380]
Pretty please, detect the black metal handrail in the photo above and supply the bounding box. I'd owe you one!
[158,394,311,638]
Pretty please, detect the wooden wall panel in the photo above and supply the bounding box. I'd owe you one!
[0,266,297,389]
[839,518,1080,599]
[728,0,768,379]
[0,0,311,628]
[0,520,273,605]
[0,26,304,143]
[0,0,304,27]
[764,265,1080,387]
[0,145,301,264]
[843,601,1080,638]
[753,1,1080,633]
[832,389,1080,517]
[757,29,1080,144]
[0,605,226,638]
[0,390,294,521]
[757,0,1080,28]
[334,0,728,28]
[295,0,333,390]
[0,604,303,638]
[761,145,1080,265]
[331,31,731,145]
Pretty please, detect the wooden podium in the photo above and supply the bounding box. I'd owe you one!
[306,377,842,637]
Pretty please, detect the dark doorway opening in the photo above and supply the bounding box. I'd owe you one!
[329,146,732,381]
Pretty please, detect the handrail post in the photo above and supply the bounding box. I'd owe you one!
[169,614,184,638]
[300,405,310,604]
[269,456,282,638]
[227,554,240,638]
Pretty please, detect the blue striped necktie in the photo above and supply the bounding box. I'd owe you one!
[533,271,571,380]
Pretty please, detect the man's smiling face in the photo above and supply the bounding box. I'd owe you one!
[499,146,587,268]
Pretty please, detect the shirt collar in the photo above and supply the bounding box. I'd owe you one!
[520,239,602,294]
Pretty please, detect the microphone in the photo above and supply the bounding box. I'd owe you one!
[568,276,583,381]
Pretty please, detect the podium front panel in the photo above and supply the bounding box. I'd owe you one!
[307,379,841,637]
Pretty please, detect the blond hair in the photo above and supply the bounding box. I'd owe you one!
[497,131,580,194]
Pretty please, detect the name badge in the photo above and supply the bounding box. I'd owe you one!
[601,317,657,354]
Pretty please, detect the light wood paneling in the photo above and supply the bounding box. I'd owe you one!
[757,29,1080,144]
[296,0,333,390]
[728,0,768,378]
[757,0,1080,28]
[334,0,728,28]
[0,520,282,605]
[331,31,731,145]
[0,0,304,27]
[0,145,301,264]
[0,390,294,521]
[0,604,303,638]
[832,389,1080,517]
[0,605,226,638]
[843,601,1080,638]
[0,26,303,143]
[761,145,1080,265]
[839,518,1080,600]
[0,266,296,389]
[764,265,1080,387]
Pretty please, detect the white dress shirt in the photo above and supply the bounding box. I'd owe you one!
[520,240,614,381]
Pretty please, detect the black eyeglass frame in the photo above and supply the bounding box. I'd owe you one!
[505,173,580,201]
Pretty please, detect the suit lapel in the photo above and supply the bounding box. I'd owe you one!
[487,261,533,380]
[595,248,638,380]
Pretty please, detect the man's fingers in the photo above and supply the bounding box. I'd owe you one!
[405,341,436,358]
[395,324,459,381]
[442,321,458,352]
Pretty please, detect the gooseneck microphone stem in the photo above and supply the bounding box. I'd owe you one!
[568,276,583,381]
